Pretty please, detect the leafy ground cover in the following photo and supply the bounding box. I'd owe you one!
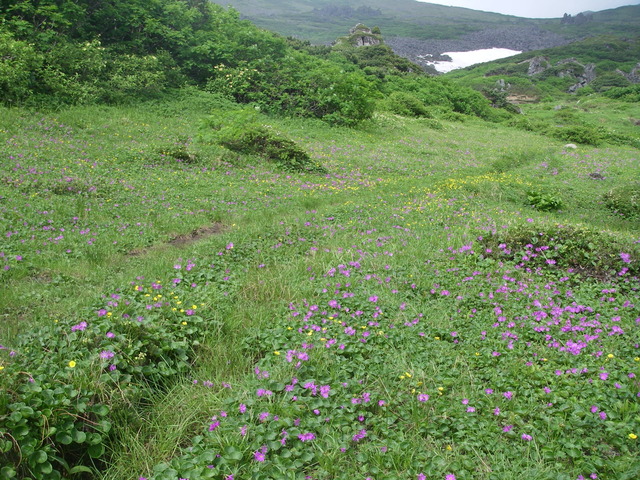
[1,93,639,480]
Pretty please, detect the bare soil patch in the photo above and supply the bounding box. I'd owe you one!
[168,223,225,247]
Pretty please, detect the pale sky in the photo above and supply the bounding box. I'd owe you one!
[416,0,640,18]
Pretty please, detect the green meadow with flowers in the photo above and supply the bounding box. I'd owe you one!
[1,87,639,480]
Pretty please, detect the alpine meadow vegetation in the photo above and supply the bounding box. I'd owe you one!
[1,2,639,480]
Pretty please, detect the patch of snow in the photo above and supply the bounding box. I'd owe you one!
[422,48,521,73]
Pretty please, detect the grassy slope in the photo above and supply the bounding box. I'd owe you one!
[1,91,639,479]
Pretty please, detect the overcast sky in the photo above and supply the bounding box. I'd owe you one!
[416,0,640,18]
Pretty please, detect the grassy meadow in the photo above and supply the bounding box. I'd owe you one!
[1,91,639,480]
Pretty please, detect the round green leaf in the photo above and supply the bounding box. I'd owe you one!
[71,430,86,444]
[88,443,105,458]
[30,450,48,464]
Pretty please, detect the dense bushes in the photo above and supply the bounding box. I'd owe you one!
[206,55,376,126]
[380,91,432,117]
[0,1,380,125]
[0,1,516,125]
[604,84,640,102]
[382,76,494,119]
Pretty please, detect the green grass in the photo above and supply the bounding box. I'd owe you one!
[1,92,639,480]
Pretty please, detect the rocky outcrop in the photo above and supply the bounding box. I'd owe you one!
[561,12,593,25]
[550,59,597,92]
[616,63,640,84]
[350,24,381,46]
[522,56,551,76]
[335,24,382,47]
[519,56,598,93]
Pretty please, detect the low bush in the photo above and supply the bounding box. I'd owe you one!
[603,183,640,219]
[549,125,605,146]
[604,84,640,102]
[478,223,639,280]
[202,108,326,173]
[381,91,432,117]
[526,190,563,211]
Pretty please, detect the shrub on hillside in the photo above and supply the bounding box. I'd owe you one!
[207,55,376,127]
[478,223,639,280]
[549,125,605,146]
[202,108,326,173]
[603,183,640,219]
[382,91,432,117]
[604,84,640,102]
[589,71,630,92]
[0,28,43,104]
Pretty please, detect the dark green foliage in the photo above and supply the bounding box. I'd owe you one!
[206,54,376,126]
[203,109,326,173]
[383,76,493,120]
[549,125,605,146]
[589,72,631,92]
[0,0,508,125]
[157,137,199,164]
[603,84,640,102]
[335,43,422,77]
[526,190,563,211]
[0,28,43,104]
[603,184,640,219]
[382,91,432,117]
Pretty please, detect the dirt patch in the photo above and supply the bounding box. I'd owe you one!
[168,223,225,247]
[128,223,225,256]
[507,94,539,104]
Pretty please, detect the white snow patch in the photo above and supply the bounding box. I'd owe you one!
[422,48,521,73]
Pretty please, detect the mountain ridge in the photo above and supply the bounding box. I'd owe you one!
[209,0,640,63]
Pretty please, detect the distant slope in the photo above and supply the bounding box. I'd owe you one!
[210,0,544,45]
[445,35,640,99]
[209,0,640,59]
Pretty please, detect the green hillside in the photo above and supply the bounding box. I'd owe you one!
[447,35,640,96]
[211,0,524,43]
[209,0,640,45]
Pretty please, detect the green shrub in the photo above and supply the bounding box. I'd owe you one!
[439,111,468,122]
[0,29,43,104]
[382,91,432,117]
[549,125,605,146]
[604,84,640,102]
[478,223,639,280]
[526,190,563,211]
[157,137,199,164]
[203,109,326,173]
[603,183,640,219]
[590,71,631,92]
